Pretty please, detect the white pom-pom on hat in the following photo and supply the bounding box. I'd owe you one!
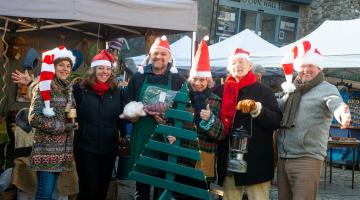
[42,101,55,117]
[280,52,296,93]
[281,82,296,93]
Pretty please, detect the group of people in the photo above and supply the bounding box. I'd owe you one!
[13,47,125,200]
[11,35,351,200]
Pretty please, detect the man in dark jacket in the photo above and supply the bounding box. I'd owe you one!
[215,48,282,200]
[125,36,186,200]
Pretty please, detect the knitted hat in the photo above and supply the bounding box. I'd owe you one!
[138,35,177,74]
[39,46,74,116]
[292,40,323,71]
[189,36,211,78]
[227,48,251,72]
[109,38,130,51]
[90,50,114,68]
[15,108,32,133]
[253,64,266,75]
[71,49,83,71]
[21,48,39,70]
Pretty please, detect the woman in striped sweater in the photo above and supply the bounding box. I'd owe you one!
[28,46,77,200]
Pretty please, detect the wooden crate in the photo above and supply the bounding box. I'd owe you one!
[106,179,118,200]
[0,189,16,200]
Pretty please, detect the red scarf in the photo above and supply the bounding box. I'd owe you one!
[220,71,257,135]
[92,80,110,96]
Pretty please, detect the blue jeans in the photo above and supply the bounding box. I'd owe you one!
[35,171,60,200]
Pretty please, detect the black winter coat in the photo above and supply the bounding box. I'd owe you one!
[73,83,126,155]
[215,82,282,186]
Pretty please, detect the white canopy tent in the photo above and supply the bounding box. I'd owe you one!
[128,35,193,71]
[0,0,198,33]
[252,18,360,68]
[209,29,279,68]
[127,29,279,71]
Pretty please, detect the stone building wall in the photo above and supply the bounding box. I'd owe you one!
[299,0,360,36]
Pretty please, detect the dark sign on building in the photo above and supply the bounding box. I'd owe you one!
[216,0,301,46]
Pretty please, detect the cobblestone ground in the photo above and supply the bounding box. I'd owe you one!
[117,165,360,200]
[270,165,360,200]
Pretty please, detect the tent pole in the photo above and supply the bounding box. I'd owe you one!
[105,24,141,35]
[39,21,87,29]
[0,27,10,32]
[0,16,34,28]
[45,20,103,38]
[191,31,197,67]
[17,21,87,32]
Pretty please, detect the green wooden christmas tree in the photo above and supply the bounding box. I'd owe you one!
[128,83,211,200]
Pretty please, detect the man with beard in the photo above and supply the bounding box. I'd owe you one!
[125,36,186,200]
[277,41,351,200]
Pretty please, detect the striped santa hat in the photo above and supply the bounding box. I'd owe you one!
[292,40,323,72]
[280,40,323,93]
[39,46,75,116]
[138,35,177,74]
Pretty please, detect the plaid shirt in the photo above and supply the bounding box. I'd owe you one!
[182,92,225,152]
[196,93,225,152]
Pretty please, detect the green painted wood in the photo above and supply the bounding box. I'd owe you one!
[155,125,197,140]
[179,83,190,93]
[146,140,200,160]
[165,108,193,121]
[158,190,172,200]
[129,82,210,199]
[129,171,211,199]
[173,92,189,103]
[137,156,205,180]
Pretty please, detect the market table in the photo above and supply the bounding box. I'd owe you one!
[325,139,360,189]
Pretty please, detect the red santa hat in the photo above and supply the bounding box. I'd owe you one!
[39,46,74,116]
[138,35,177,74]
[189,36,211,78]
[227,48,251,71]
[90,50,114,68]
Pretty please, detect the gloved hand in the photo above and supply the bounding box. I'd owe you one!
[64,122,78,132]
[236,99,257,113]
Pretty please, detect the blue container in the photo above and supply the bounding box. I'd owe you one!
[329,127,360,166]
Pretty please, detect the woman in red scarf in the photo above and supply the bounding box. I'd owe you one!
[214,48,282,200]
[12,49,126,200]
[73,50,126,200]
